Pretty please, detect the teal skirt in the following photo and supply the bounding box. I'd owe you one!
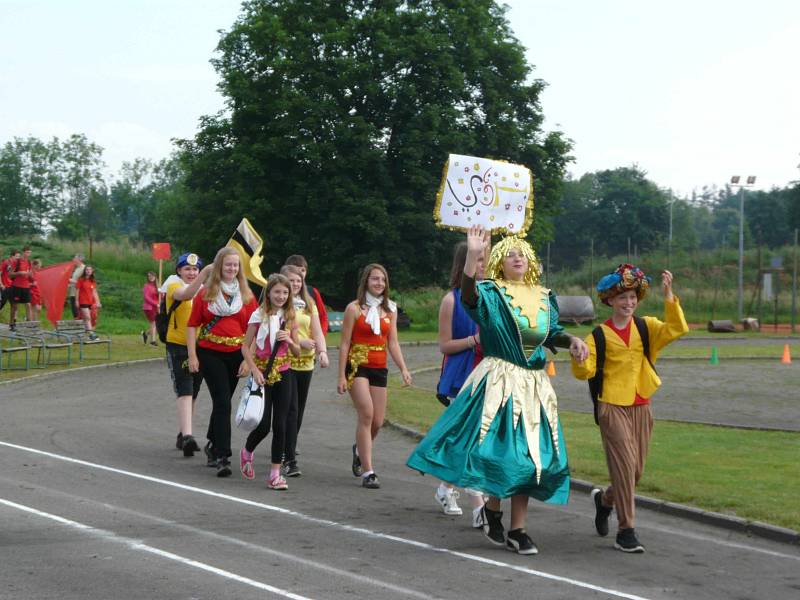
[406,372,570,503]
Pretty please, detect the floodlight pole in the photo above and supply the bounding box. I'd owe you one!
[731,175,756,322]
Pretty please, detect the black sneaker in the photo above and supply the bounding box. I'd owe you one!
[204,441,216,467]
[506,528,538,555]
[614,528,645,553]
[176,432,183,450]
[282,460,302,478]
[592,488,612,537]
[182,434,199,457]
[362,473,380,489]
[215,458,232,478]
[351,443,363,477]
[481,506,505,546]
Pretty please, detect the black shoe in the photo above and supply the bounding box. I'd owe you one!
[176,432,183,450]
[592,488,612,537]
[362,472,380,489]
[215,458,232,478]
[282,460,302,478]
[142,330,147,344]
[481,506,505,546]
[150,341,158,347]
[182,434,199,457]
[506,528,538,555]
[204,441,216,467]
[614,528,645,553]
[351,444,363,477]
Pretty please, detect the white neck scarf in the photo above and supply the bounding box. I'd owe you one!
[208,279,243,317]
[364,292,396,335]
[256,308,284,351]
[293,297,306,310]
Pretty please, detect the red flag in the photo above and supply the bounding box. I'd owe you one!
[151,243,171,261]
[37,260,78,327]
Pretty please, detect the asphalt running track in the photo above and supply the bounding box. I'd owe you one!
[1,358,799,599]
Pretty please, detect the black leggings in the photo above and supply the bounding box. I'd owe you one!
[245,369,295,464]
[198,346,242,459]
[284,369,313,461]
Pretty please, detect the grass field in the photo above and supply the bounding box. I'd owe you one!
[385,378,800,532]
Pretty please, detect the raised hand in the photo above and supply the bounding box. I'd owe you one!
[661,270,674,301]
[467,225,490,256]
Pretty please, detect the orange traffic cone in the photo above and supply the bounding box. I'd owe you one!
[781,344,792,364]
[547,360,556,377]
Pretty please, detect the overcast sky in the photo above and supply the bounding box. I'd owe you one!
[1,0,798,196]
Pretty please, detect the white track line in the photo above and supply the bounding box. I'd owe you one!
[0,476,438,600]
[2,440,655,600]
[0,497,314,600]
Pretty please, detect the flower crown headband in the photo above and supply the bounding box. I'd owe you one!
[597,263,651,305]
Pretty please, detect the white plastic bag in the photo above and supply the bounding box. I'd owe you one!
[235,376,264,431]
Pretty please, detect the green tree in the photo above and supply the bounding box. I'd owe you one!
[177,0,572,296]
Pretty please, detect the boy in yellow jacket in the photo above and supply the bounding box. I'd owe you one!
[571,264,688,553]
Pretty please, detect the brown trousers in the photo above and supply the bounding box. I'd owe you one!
[598,402,654,531]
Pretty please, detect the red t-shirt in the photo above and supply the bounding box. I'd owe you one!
[311,286,328,335]
[77,278,97,306]
[11,258,32,288]
[187,288,258,353]
[604,318,650,405]
[0,259,12,287]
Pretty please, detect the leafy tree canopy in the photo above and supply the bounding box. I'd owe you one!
[176,0,573,297]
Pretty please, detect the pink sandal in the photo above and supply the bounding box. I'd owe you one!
[267,474,288,490]
[240,448,255,480]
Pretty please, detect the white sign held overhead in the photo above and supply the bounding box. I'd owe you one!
[433,153,534,235]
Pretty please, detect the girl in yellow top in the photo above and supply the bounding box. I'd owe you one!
[280,264,328,477]
[571,264,688,553]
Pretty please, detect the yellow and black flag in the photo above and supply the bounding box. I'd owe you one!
[227,217,268,287]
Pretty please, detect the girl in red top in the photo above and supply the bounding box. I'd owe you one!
[187,247,257,477]
[142,271,159,346]
[240,273,301,490]
[76,266,101,340]
[337,263,412,489]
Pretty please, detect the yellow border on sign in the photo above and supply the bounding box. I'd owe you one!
[433,154,535,236]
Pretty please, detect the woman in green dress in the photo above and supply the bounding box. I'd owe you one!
[407,225,588,555]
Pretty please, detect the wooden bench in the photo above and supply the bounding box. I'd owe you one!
[56,320,112,361]
[8,321,72,368]
[0,325,31,371]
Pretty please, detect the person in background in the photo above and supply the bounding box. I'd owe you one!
[279,264,329,477]
[0,249,18,314]
[187,247,258,477]
[142,271,159,346]
[9,246,34,328]
[571,265,688,553]
[29,259,42,322]
[66,254,85,319]
[284,254,329,335]
[433,241,487,527]
[337,263,412,490]
[76,265,101,340]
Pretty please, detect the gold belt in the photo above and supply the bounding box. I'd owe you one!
[199,331,245,346]
[254,355,291,386]
[346,343,385,389]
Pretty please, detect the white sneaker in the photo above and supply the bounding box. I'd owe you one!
[435,486,463,515]
[472,504,486,529]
